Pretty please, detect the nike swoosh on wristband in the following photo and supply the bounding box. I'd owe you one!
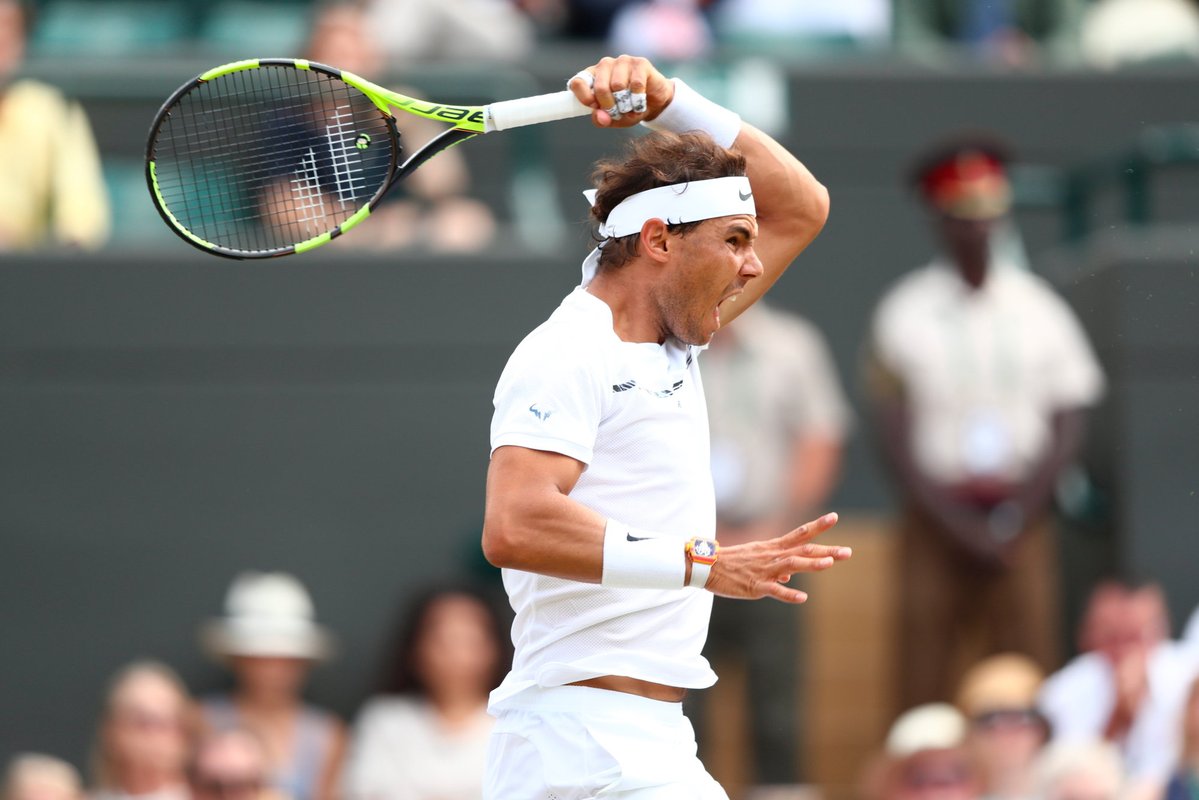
[739,190,752,201]
[627,533,650,542]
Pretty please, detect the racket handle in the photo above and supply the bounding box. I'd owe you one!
[485,90,591,133]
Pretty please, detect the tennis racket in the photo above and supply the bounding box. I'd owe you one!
[145,58,591,259]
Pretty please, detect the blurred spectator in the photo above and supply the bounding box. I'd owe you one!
[956,654,1049,800]
[556,0,702,39]
[304,2,495,253]
[3,754,82,800]
[91,662,193,800]
[710,0,890,49]
[1032,741,1124,800]
[697,300,851,787]
[361,0,532,63]
[881,704,982,800]
[0,0,109,250]
[865,134,1105,710]
[198,572,346,800]
[188,728,283,800]
[1165,677,1199,800]
[1184,604,1199,652]
[343,584,511,800]
[1079,0,1199,69]
[607,0,714,62]
[1038,580,1199,797]
[892,0,1087,66]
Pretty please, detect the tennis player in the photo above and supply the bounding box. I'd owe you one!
[481,54,850,798]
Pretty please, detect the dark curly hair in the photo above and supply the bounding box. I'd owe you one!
[589,131,747,273]
[375,582,512,697]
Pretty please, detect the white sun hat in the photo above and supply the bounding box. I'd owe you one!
[200,571,335,661]
[885,703,968,758]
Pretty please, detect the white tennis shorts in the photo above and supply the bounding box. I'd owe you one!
[483,685,728,799]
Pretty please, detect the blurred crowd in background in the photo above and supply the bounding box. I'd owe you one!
[1,573,515,800]
[4,1,1199,800]
[8,571,1199,800]
[8,0,1199,252]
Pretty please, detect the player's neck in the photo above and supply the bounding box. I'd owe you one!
[587,273,668,344]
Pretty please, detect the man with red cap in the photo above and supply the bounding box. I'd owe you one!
[865,135,1106,709]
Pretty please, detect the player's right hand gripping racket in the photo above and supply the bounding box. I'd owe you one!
[145,58,591,259]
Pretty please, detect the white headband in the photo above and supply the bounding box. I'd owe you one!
[585,176,756,240]
[579,176,756,286]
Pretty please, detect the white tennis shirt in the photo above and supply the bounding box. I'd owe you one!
[488,285,718,708]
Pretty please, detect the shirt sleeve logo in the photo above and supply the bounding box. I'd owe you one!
[528,403,553,421]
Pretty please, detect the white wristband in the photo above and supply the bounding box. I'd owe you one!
[601,519,685,589]
[641,78,742,149]
[688,559,712,589]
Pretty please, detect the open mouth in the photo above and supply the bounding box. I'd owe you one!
[713,293,740,328]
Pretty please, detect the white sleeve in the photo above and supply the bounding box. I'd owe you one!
[1039,288,1106,410]
[490,333,605,464]
[1036,656,1113,741]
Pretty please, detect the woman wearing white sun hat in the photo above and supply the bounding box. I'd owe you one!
[198,572,347,800]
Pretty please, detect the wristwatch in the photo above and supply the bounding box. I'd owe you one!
[685,537,719,589]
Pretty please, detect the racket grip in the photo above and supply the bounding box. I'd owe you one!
[485,91,591,132]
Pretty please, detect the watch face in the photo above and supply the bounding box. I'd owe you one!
[693,539,716,559]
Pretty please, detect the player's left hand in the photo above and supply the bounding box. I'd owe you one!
[567,55,676,129]
[706,512,852,603]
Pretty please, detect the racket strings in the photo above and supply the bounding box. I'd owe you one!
[151,65,395,254]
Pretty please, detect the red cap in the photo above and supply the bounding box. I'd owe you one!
[916,145,1011,220]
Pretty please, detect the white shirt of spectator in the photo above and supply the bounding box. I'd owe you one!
[712,0,891,40]
[342,695,493,800]
[704,302,851,524]
[1038,642,1199,783]
[870,259,1105,484]
[488,286,717,708]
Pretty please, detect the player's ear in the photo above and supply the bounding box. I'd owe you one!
[640,218,670,263]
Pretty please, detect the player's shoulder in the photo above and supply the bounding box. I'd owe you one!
[514,289,615,355]
[501,290,614,381]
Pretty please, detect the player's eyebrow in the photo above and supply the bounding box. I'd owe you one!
[725,222,757,242]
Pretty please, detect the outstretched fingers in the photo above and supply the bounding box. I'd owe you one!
[780,512,842,546]
[761,580,808,604]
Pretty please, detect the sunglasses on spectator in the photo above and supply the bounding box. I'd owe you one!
[112,708,183,733]
[971,709,1043,731]
[901,764,973,789]
[192,777,263,797]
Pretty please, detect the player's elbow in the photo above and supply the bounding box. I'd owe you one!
[771,176,830,253]
[481,513,519,569]
[800,179,831,237]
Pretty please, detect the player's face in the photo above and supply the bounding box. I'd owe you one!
[655,214,762,346]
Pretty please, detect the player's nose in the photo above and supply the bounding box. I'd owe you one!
[740,248,764,279]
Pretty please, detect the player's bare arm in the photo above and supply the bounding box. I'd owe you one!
[483,445,851,599]
[569,55,830,329]
[482,445,603,583]
[725,123,829,324]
